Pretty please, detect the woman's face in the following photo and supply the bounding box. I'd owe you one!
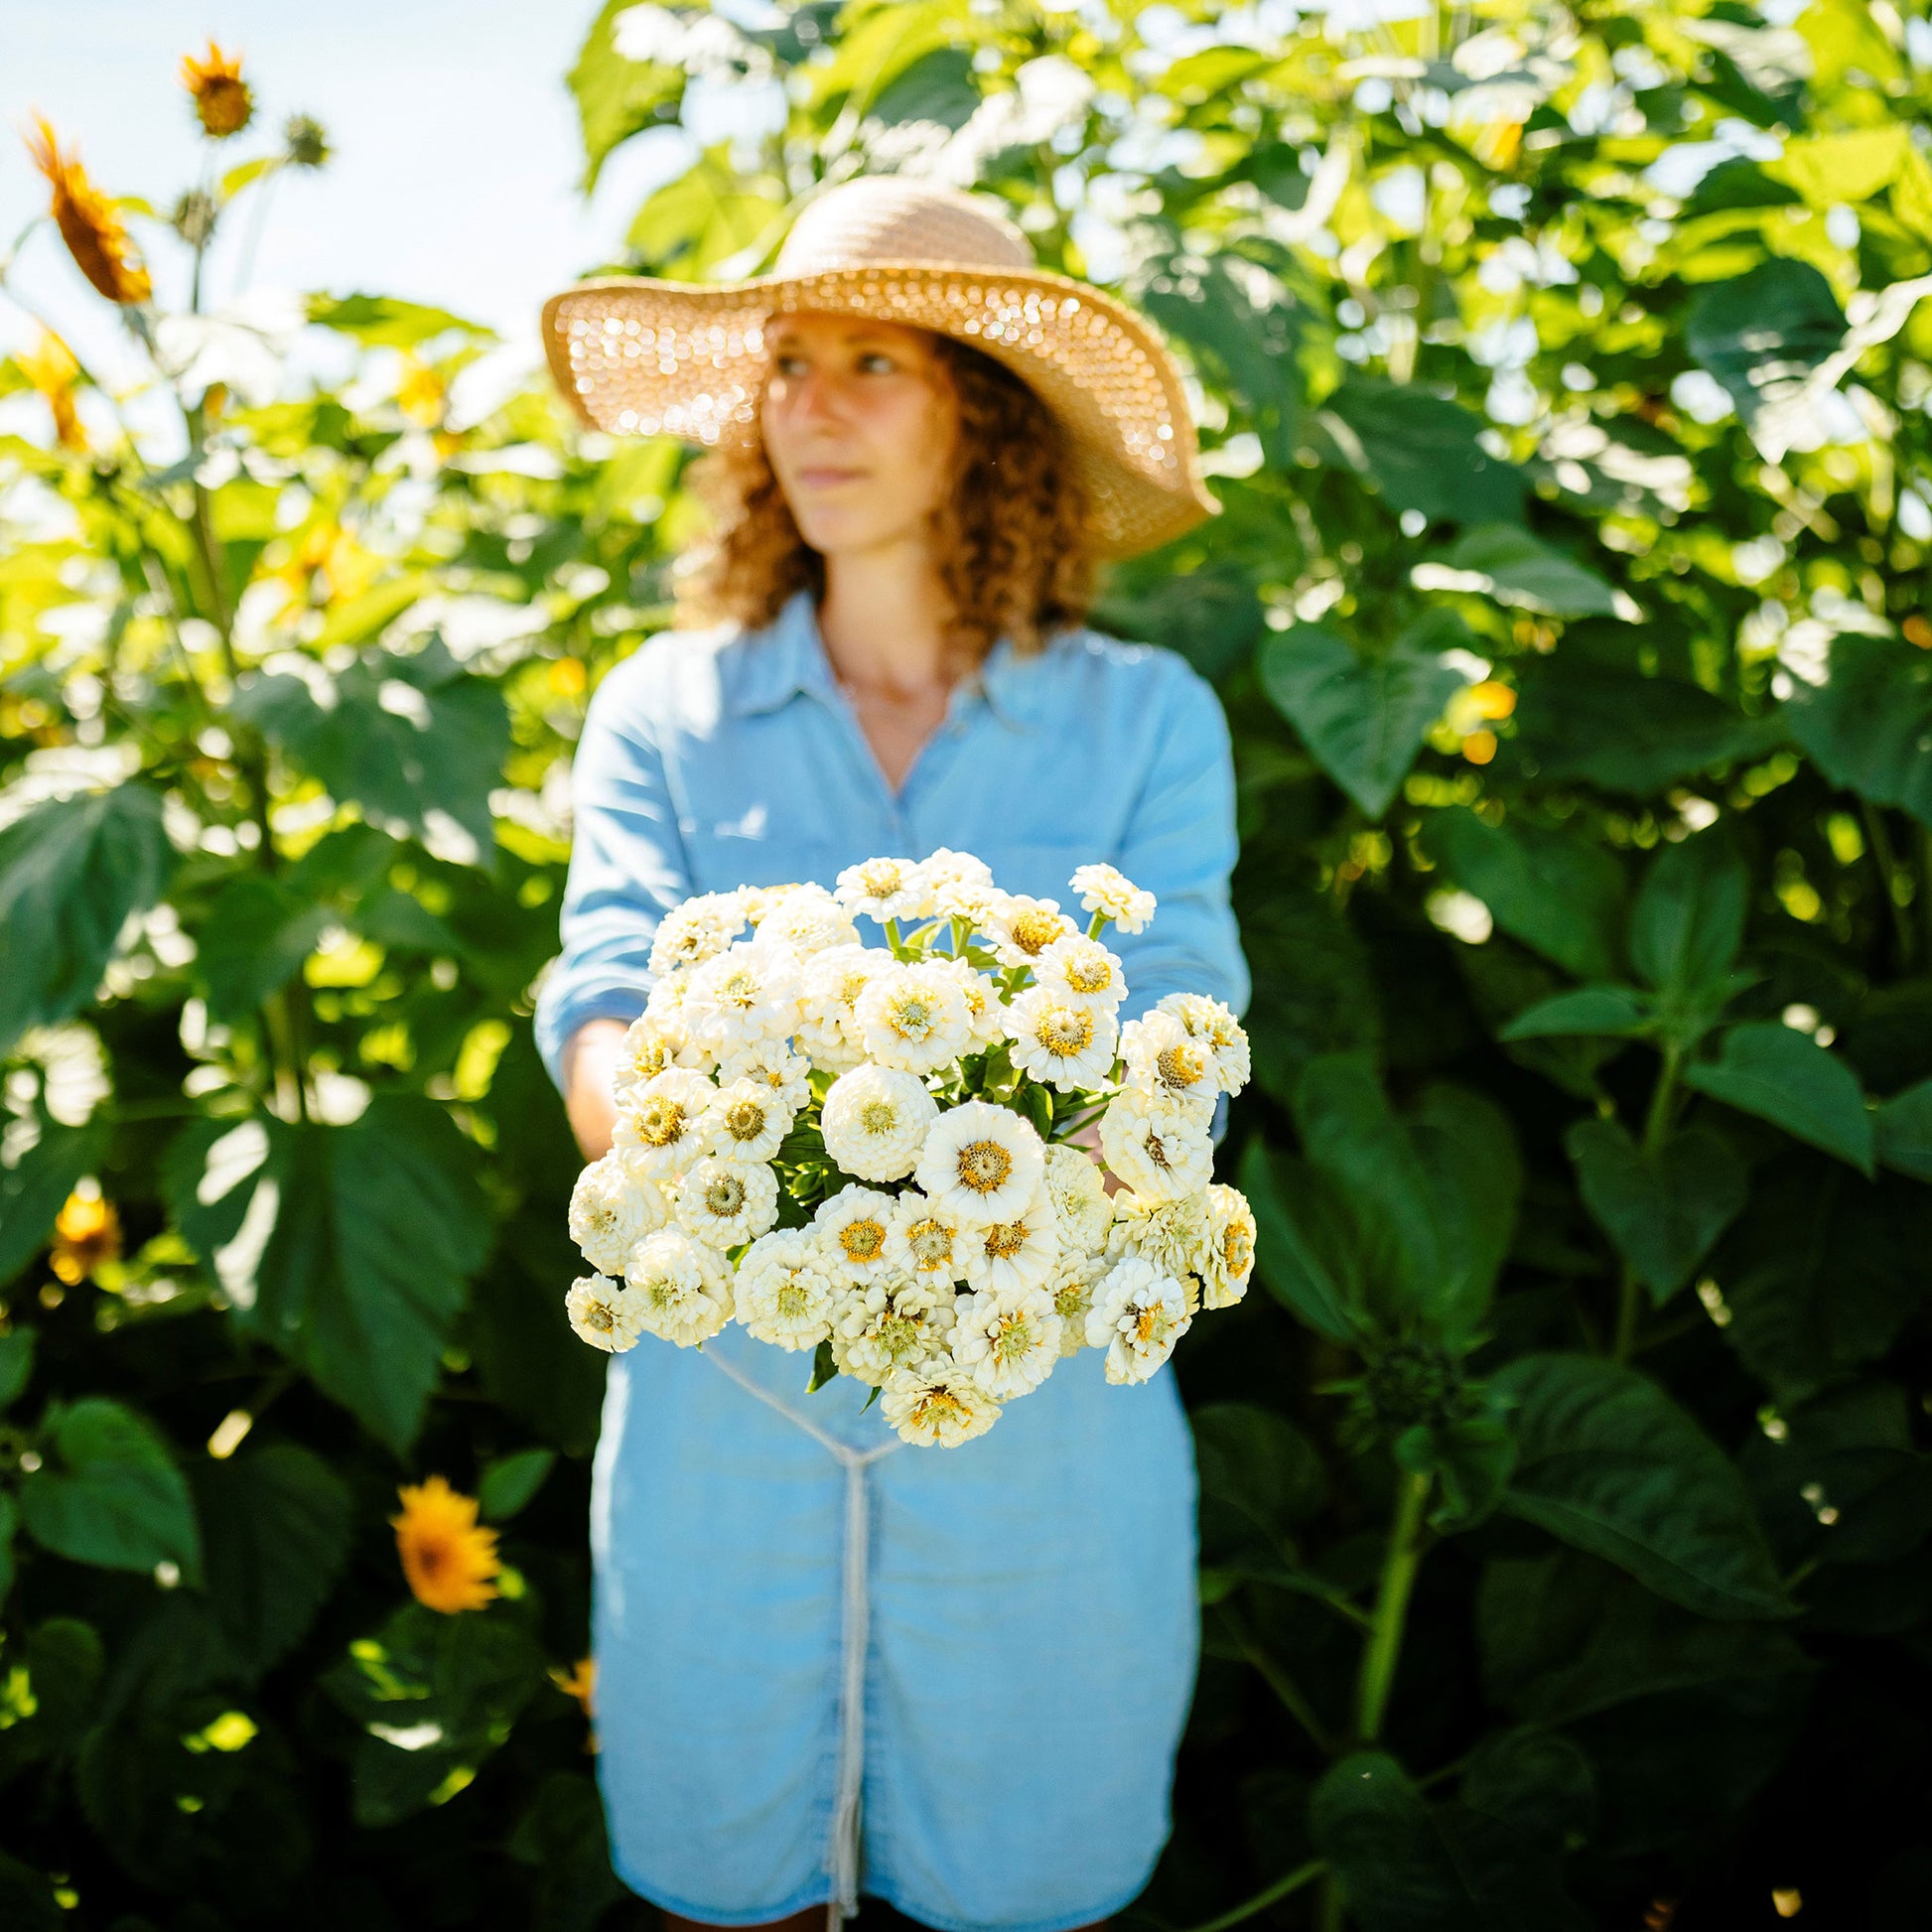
[759,311,958,559]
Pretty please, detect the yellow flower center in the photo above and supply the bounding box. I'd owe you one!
[703,1174,746,1216]
[1010,910,1063,955]
[775,1276,811,1319]
[888,992,934,1037]
[1038,1007,1094,1054]
[983,1219,1029,1261]
[726,1099,767,1142]
[1157,1042,1211,1091]
[1066,957,1112,993]
[1054,1282,1086,1321]
[720,969,759,1008]
[859,861,903,897]
[585,1302,615,1332]
[1223,1224,1253,1272]
[635,1098,689,1147]
[992,1311,1035,1360]
[1145,1129,1173,1171]
[905,1218,953,1269]
[860,1098,899,1136]
[911,1385,968,1433]
[840,1218,886,1263]
[957,1140,1013,1193]
[879,1311,923,1359]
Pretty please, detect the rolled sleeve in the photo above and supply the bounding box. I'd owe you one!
[532,668,693,1093]
[1109,661,1249,1025]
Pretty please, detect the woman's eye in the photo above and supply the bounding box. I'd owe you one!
[859,351,896,373]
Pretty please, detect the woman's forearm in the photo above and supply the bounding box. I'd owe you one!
[562,1017,631,1163]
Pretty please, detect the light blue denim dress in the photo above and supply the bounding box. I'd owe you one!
[533,587,1249,1932]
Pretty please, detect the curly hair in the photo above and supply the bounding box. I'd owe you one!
[669,330,1095,661]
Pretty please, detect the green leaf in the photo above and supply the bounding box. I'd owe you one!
[1682,1022,1874,1175]
[305,293,493,347]
[1628,833,1749,1001]
[1766,125,1909,207]
[1687,258,1846,427]
[166,1097,490,1454]
[1494,1353,1792,1620]
[1140,255,1300,469]
[868,45,982,128]
[1873,1076,1932,1180]
[1311,1750,1589,1932]
[1783,632,1932,832]
[625,153,786,276]
[18,1398,204,1584]
[1423,523,1629,620]
[0,1326,33,1411]
[1565,1119,1747,1304]
[1193,1401,1329,1583]
[0,784,173,1054]
[1258,619,1467,819]
[807,1337,840,1392]
[479,1448,557,1522]
[320,1600,547,1827]
[1428,809,1625,983]
[1501,985,1652,1041]
[1405,1082,1522,1345]
[230,637,510,867]
[565,0,690,190]
[1507,663,1787,793]
[0,1489,14,1606]
[0,1113,106,1289]
[1315,378,1525,525]
[194,875,333,1025]
[1238,1139,1363,1345]
[506,1770,628,1932]
[1460,1726,1595,1855]
[191,1444,353,1679]
[1396,1414,1518,1533]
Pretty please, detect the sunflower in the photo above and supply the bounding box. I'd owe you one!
[22,115,152,305]
[17,332,86,453]
[50,1185,120,1285]
[180,41,254,139]
[390,1474,501,1613]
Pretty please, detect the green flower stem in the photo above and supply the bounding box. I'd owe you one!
[1615,1040,1683,1363]
[1178,1859,1325,1932]
[1354,1467,1432,1745]
[1214,1602,1335,1756]
[1859,799,1914,968]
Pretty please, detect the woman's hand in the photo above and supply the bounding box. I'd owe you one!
[1068,1115,1125,1196]
[561,1017,631,1164]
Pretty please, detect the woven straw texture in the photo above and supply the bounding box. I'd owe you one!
[540,176,1221,560]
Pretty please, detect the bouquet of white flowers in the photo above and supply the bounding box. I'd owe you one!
[563,852,1256,1448]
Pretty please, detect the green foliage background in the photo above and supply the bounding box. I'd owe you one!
[4,0,1932,1925]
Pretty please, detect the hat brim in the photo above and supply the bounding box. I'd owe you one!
[540,260,1222,561]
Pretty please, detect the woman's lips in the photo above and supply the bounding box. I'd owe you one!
[797,467,863,486]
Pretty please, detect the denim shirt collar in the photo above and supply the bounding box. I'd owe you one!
[722,587,1043,730]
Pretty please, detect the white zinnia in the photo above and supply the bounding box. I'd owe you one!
[915,1100,1046,1225]
[717,1038,812,1114]
[1121,1011,1220,1115]
[1108,1188,1211,1312]
[1047,1251,1109,1356]
[1157,992,1252,1097]
[1085,1255,1190,1385]
[821,1063,938,1182]
[613,1068,716,1177]
[814,1184,898,1282]
[1201,1182,1257,1310]
[835,856,927,924]
[1069,863,1156,934]
[612,1016,681,1098]
[751,883,859,955]
[566,1273,646,1353]
[959,1193,1061,1297]
[672,1157,779,1248]
[932,954,1007,1047]
[706,1077,792,1167]
[983,893,1076,970]
[1006,987,1120,1091]
[647,891,748,977]
[885,1189,970,1286]
[857,961,973,1073]
[1041,1142,1113,1256]
[910,847,992,918]
[623,1228,734,1345]
[953,1285,1063,1399]
[642,971,712,1069]
[735,1229,839,1350]
[1099,1091,1215,1203]
[882,1365,1001,1449]
[834,1274,957,1384]
[796,944,892,1071]
[568,1152,667,1273]
[684,941,804,1052]
[1034,934,1128,1012]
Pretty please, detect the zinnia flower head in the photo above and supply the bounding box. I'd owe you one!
[180,40,254,138]
[1047,1251,1110,1355]
[1041,1142,1113,1256]
[983,893,1076,970]
[1035,934,1128,1011]
[1107,1189,1211,1311]
[856,961,972,1073]
[684,941,802,1052]
[391,1474,501,1613]
[884,1189,969,1286]
[705,1077,792,1166]
[881,1364,1001,1449]
[566,1271,648,1352]
[1099,1091,1215,1203]
[953,1284,1063,1399]
[914,1100,1046,1225]
[959,1194,1060,1298]
[623,1228,734,1345]
[821,1062,938,1181]
[613,1017,681,1097]
[1068,863,1156,934]
[1121,1011,1220,1114]
[1084,1255,1191,1386]
[751,883,859,955]
[648,892,748,978]
[1156,993,1251,1096]
[1006,986,1119,1092]
[23,115,152,304]
[672,1156,779,1248]
[1201,1183,1257,1309]
[931,954,1007,1046]
[717,1038,811,1113]
[836,856,927,924]
[569,1151,667,1273]
[814,1184,899,1283]
[834,1273,956,1384]
[612,1067,716,1177]
[735,1229,839,1350]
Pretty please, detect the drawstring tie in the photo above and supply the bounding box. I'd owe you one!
[703,1348,900,1930]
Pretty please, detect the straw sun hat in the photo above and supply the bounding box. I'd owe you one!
[540,174,1221,560]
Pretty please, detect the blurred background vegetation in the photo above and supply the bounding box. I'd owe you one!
[4,2,1932,1927]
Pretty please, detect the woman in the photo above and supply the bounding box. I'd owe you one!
[533,176,1248,1932]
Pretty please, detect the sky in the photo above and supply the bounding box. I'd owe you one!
[0,0,696,455]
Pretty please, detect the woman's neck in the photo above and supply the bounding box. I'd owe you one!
[816,543,971,699]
